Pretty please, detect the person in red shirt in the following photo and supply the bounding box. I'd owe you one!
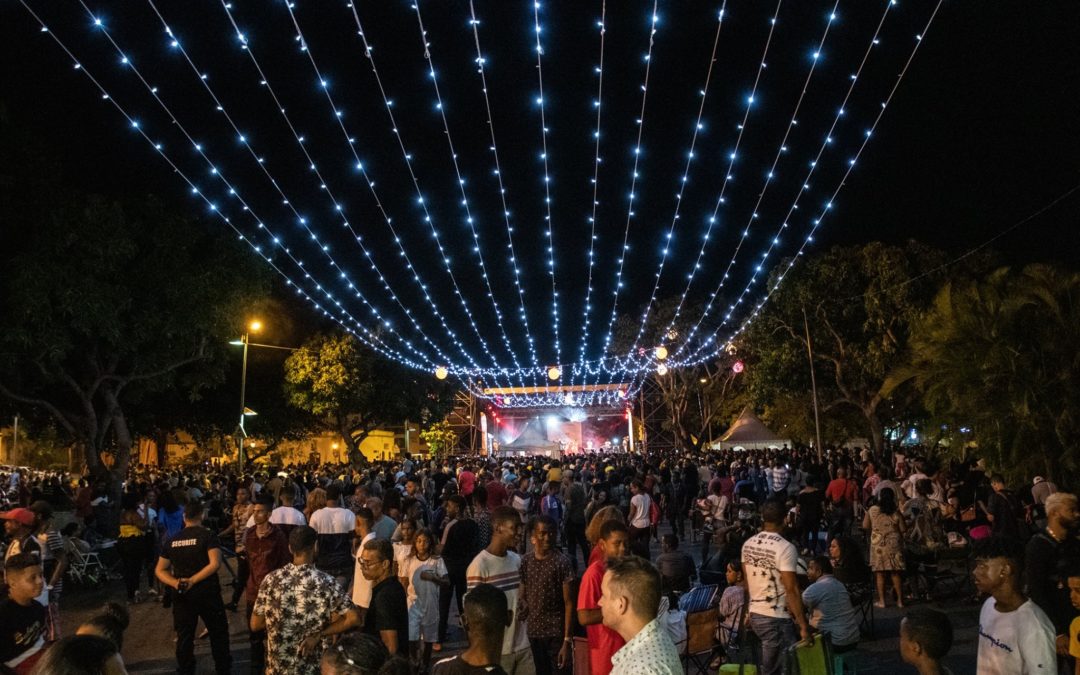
[576,520,629,675]
[458,465,477,499]
[485,475,509,511]
[243,495,290,673]
[825,468,860,539]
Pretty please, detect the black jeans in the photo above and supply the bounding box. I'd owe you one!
[117,536,145,601]
[530,636,570,675]
[173,584,232,675]
[629,525,651,560]
[246,600,267,674]
[231,551,249,605]
[439,563,468,642]
[564,520,589,572]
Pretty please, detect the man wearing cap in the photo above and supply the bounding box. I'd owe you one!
[1,508,47,608]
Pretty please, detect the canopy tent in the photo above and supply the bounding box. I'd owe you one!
[498,417,562,459]
[713,408,791,451]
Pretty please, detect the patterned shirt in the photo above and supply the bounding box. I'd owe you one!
[519,551,573,639]
[610,617,683,675]
[253,563,354,675]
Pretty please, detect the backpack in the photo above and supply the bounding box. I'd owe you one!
[649,495,661,526]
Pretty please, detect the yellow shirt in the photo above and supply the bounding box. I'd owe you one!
[1070,615,1080,658]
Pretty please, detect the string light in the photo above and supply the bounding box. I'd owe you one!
[16,1,944,395]
[285,1,508,384]
[409,0,530,388]
[138,0,462,373]
[466,0,540,372]
[531,1,562,378]
[576,1,607,378]
[594,2,660,375]
[621,1,728,366]
[19,1,427,371]
[649,0,784,367]
[675,0,945,368]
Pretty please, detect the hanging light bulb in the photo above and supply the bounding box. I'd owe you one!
[435,366,449,380]
[547,366,562,380]
[654,346,668,361]
[656,363,669,376]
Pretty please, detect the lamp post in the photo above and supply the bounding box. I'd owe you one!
[232,320,262,470]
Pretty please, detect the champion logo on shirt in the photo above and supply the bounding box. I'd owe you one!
[978,626,1014,653]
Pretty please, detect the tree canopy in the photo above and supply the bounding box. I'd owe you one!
[284,332,456,464]
[896,264,1080,483]
[0,194,270,478]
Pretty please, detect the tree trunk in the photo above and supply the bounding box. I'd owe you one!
[866,408,885,459]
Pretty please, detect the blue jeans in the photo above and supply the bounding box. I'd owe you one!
[749,613,797,675]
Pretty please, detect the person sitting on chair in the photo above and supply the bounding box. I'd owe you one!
[802,557,860,654]
[654,534,696,597]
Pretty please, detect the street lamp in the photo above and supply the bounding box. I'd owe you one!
[234,319,262,469]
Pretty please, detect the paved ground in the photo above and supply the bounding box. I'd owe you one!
[59,527,981,674]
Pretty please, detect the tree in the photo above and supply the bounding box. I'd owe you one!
[284,332,456,464]
[611,301,749,453]
[420,420,458,459]
[0,195,270,485]
[894,264,1080,483]
[743,242,950,457]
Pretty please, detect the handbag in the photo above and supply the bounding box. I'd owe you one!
[784,636,832,675]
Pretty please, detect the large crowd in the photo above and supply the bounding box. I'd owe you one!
[1,445,1079,675]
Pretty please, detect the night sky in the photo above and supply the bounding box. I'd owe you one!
[3,1,1078,384]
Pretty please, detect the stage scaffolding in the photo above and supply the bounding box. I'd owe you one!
[446,389,479,455]
[637,376,678,453]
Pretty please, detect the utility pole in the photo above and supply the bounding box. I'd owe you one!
[803,306,824,463]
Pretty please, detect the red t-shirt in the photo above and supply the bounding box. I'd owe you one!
[576,559,624,675]
[825,478,857,506]
[458,470,476,497]
[485,481,508,510]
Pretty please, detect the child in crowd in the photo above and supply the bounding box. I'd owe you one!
[0,552,47,675]
[899,607,954,675]
[401,528,449,674]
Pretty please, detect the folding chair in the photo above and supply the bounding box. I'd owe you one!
[682,609,719,675]
[844,582,875,640]
[65,540,107,588]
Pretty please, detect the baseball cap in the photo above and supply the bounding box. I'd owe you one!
[0,508,35,527]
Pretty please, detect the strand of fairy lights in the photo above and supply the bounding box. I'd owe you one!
[662,0,845,367]
[675,0,944,369]
[576,0,608,379]
[620,2,729,369]
[531,1,562,379]
[138,0,462,373]
[226,0,485,379]
[628,0,783,375]
[593,2,660,378]
[347,3,549,398]
[19,2,429,370]
[283,2,504,383]
[409,0,531,390]
[466,1,539,373]
[670,0,898,366]
[74,2,433,368]
[217,2,497,383]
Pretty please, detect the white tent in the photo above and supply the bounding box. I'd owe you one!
[713,408,791,451]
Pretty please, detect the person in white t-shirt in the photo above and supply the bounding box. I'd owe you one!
[351,508,377,614]
[627,480,653,560]
[972,535,1056,674]
[741,499,811,675]
[466,506,533,675]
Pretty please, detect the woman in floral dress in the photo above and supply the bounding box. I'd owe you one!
[863,487,906,608]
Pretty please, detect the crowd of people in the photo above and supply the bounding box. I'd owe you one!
[0,444,1078,675]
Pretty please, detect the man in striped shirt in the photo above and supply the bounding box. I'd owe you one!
[466,506,535,675]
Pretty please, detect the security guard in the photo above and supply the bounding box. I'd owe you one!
[155,500,232,675]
